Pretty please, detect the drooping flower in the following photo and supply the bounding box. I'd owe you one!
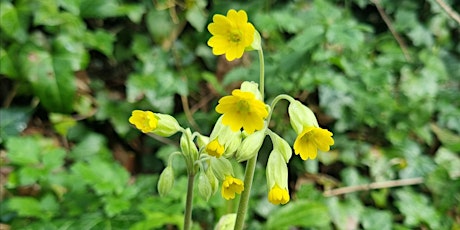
[128,110,158,133]
[207,9,255,61]
[293,126,334,160]
[221,175,244,200]
[268,184,290,205]
[206,139,225,158]
[215,89,268,134]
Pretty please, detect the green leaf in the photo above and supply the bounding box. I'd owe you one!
[185,0,208,32]
[395,188,441,229]
[84,30,115,57]
[0,47,19,77]
[0,2,27,42]
[79,0,120,18]
[266,201,331,229]
[361,208,393,230]
[0,107,33,143]
[19,44,76,113]
[434,147,460,178]
[6,136,41,165]
[327,197,363,230]
[430,124,460,152]
[103,195,131,217]
[7,197,42,218]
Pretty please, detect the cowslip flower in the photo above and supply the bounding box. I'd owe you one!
[128,110,158,133]
[215,89,268,134]
[207,9,255,61]
[221,175,244,200]
[293,126,334,160]
[206,139,225,158]
[268,184,290,205]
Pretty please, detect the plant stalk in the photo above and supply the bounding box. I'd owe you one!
[234,49,265,230]
[184,174,195,230]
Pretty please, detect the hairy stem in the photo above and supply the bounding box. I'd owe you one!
[184,174,195,230]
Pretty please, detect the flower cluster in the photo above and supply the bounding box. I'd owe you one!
[128,8,335,230]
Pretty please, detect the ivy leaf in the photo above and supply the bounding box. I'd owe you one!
[266,201,331,229]
[19,44,75,113]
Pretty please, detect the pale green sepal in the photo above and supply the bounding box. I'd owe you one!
[266,150,288,189]
[269,132,292,162]
[210,157,234,181]
[198,171,212,201]
[153,113,182,137]
[157,166,174,196]
[214,213,237,230]
[288,100,319,134]
[240,81,263,101]
[235,129,266,162]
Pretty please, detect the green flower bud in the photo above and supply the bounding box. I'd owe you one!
[206,166,219,195]
[288,100,319,134]
[157,166,174,196]
[180,128,199,161]
[196,133,210,150]
[246,29,262,51]
[198,171,213,201]
[153,113,182,137]
[235,129,266,162]
[208,116,242,158]
[240,81,263,101]
[215,213,236,230]
[269,132,292,162]
[210,157,234,181]
[266,150,288,190]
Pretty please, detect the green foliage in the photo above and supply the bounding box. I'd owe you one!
[1,0,459,229]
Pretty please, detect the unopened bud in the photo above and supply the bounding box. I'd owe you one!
[157,166,174,196]
[153,113,182,137]
[198,171,213,201]
[235,130,266,162]
[288,100,319,134]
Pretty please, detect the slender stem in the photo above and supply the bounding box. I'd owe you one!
[184,174,195,230]
[234,49,266,230]
[258,49,265,97]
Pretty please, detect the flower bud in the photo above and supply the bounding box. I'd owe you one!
[206,166,219,195]
[180,128,199,161]
[196,134,210,150]
[266,150,288,191]
[269,132,292,162]
[210,157,234,181]
[215,213,237,230]
[246,30,262,51]
[152,113,182,137]
[208,116,242,158]
[235,129,266,162]
[157,166,174,196]
[288,100,319,134]
[198,171,213,201]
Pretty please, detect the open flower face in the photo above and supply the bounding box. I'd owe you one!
[221,175,244,200]
[268,184,290,205]
[293,126,334,160]
[215,89,268,134]
[207,9,255,61]
[128,110,158,133]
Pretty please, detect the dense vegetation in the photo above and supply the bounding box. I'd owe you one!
[1,0,459,229]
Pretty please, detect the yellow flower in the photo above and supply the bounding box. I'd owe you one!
[128,110,158,133]
[268,184,290,205]
[293,126,334,160]
[206,139,225,158]
[215,89,268,134]
[221,175,244,200]
[207,9,255,61]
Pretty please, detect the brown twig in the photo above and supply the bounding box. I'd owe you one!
[371,0,412,62]
[434,0,460,25]
[323,177,424,197]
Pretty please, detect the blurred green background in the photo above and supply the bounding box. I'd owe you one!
[1,0,459,229]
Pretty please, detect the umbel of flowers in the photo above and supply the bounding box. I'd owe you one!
[128,9,334,230]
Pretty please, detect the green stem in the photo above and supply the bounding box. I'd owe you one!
[234,49,265,230]
[184,174,195,230]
